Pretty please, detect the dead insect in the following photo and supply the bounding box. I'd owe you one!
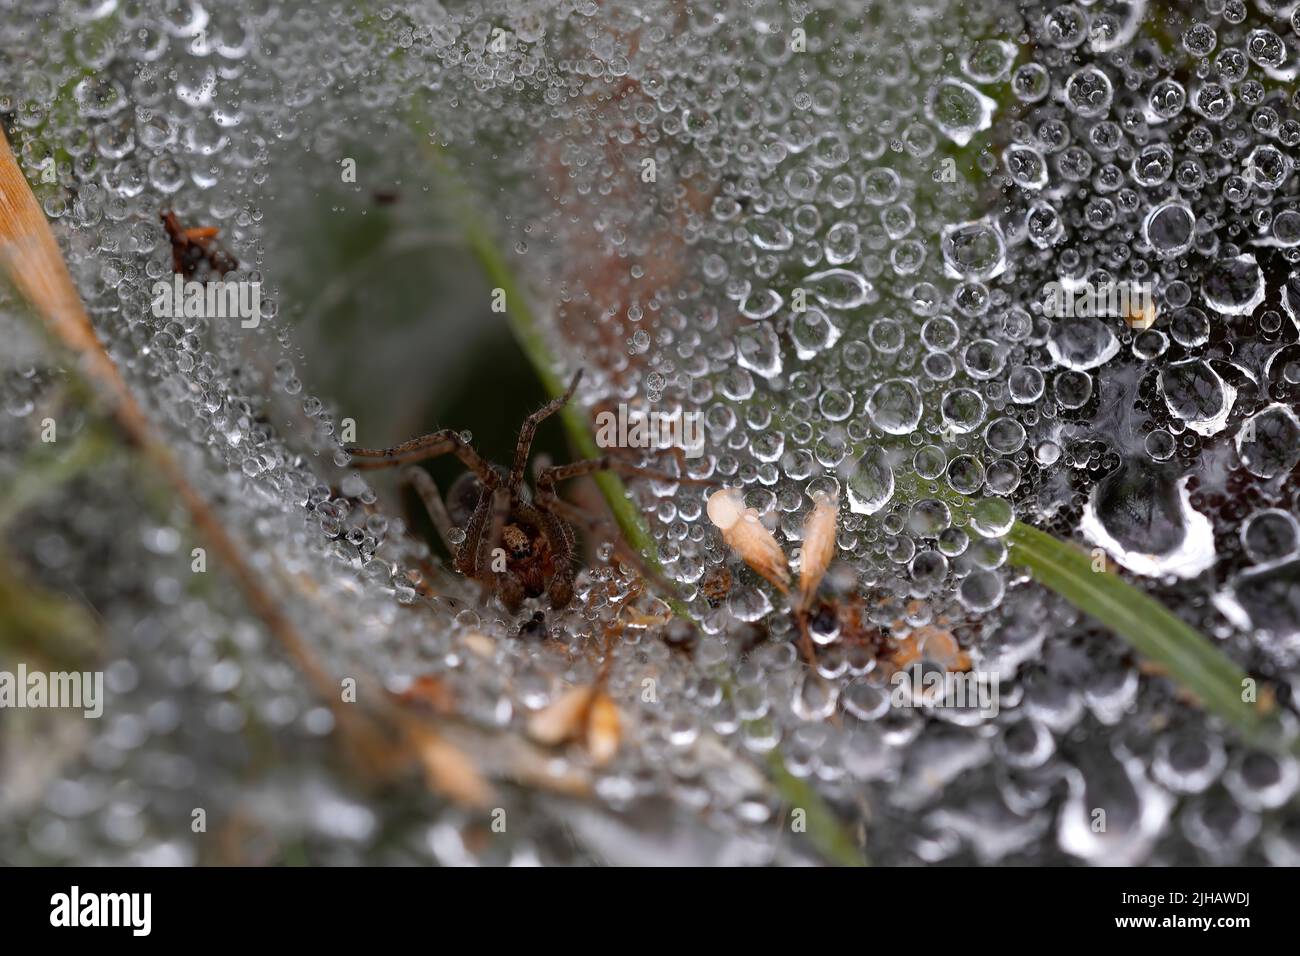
[161,209,238,279]
[345,370,709,614]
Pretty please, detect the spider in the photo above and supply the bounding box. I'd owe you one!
[161,209,238,279]
[344,370,707,614]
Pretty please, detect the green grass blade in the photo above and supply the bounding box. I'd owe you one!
[425,145,688,615]
[0,425,113,530]
[434,150,865,857]
[422,137,1284,835]
[1006,521,1281,747]
[766,751,868,866]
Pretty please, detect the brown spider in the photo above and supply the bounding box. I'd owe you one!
[344,370,707,614]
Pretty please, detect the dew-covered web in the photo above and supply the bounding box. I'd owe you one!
[2,0,1300,864]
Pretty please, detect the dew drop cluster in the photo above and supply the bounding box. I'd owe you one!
[2,0,1300,864]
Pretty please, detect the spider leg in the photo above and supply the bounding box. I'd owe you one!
[455,486,493,578]
[499,571,526,614]
[479,485,511,581]
[345,428,497,485]
[534,489,676,600]
[400,467,456,555]
[508,369,583,489]
[533,453,711,600]
[536,455,717,491]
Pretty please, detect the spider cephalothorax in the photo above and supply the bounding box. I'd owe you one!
[344,371,703,614]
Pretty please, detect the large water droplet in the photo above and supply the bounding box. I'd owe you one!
[1048,318,1119,371]
[867,379,923,435]
[941,218,1007,280]
[1157,359,1236,436]
[1235,404,1300,478]
[846,447,894,515]
[1080,459,1216,579]
[1203,255,1265,316]
[925,78,995,146]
